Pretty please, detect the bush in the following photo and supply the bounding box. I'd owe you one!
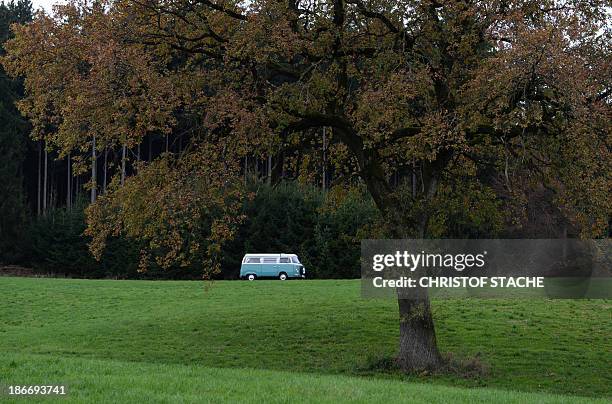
[27,203,100,277]
[25,202,145,278]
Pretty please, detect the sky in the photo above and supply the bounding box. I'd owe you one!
[31,0,64,13]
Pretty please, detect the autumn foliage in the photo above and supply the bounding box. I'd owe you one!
[2,0,610,370]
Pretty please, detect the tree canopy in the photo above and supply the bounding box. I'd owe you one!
[2,0,610,370]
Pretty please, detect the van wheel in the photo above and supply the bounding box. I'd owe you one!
[247,274,256,281]
[279,273,287,281]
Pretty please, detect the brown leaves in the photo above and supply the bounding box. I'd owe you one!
[85,143,245,276]
[2,0,178,155]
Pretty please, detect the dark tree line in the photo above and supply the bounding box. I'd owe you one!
[0,0,31,261]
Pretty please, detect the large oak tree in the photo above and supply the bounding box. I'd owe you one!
[3,0,610,370]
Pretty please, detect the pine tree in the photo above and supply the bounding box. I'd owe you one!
[0,0,32,262]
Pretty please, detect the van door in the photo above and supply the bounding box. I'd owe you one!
[261,257,278,277]
[279,256,293,278]
[243,257,262,277]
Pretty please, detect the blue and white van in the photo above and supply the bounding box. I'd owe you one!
[240,254,306,280]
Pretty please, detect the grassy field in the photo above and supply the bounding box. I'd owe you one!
[0,277,610,402]
[2,353,608,403]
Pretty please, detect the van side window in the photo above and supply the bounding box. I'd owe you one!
[279,257,290,263]
[246,257,261,263]
[263,258,277,263]
[291,257,299,264]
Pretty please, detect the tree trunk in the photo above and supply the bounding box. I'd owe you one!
[411,162,417,198]
[397,290,442,371]
[121,144,126,186]
[281,151,285,179]
[103,147,107,194]
[91,134,97,203]
[244,155,248,184]
[338,126,448,373]
[397,162,445,371]
[43,144,47,214]
[37,141,41,216]
[66,153,71,210]
[366,186,443,372]
[49,157,55,209]
[322,127,327,190]
[360,157,443,372]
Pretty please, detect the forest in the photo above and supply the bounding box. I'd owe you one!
[1,0,607,282]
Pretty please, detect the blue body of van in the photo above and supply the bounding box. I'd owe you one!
[240,254,306,280]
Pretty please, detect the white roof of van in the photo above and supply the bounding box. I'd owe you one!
[243,253,298,257]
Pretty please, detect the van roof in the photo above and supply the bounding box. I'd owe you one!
[243,253,298,257]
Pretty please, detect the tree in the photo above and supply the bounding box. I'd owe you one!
[0,0,31,262]
[2,0,610,371]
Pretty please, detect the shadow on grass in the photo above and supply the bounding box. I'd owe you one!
[355,352,489,380]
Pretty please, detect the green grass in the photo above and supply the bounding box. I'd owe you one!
[2,353,608,403]
[0,277,610,402]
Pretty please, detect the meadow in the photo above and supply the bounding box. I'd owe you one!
[1,277,610,402]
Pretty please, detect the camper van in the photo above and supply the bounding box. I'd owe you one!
[240,254,306,280]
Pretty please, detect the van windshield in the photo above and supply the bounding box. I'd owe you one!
[291,257,300,264]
